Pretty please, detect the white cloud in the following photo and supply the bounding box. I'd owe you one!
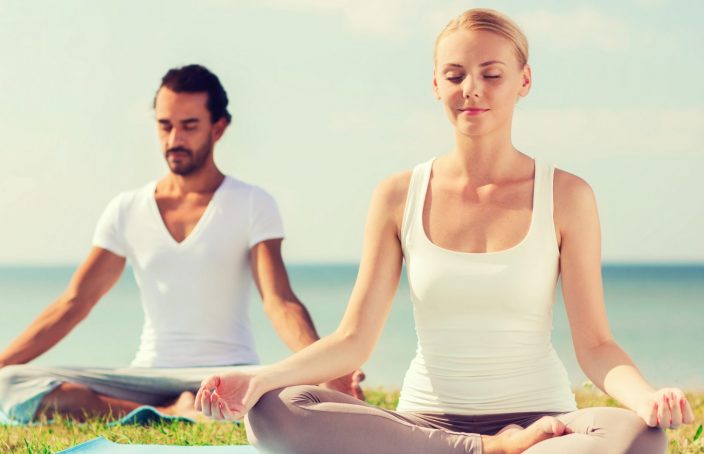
[259,0,412,38]
[517,7,631,52]
[251,2,637,52]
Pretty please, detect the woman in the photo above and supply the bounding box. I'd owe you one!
[195,9,695,453]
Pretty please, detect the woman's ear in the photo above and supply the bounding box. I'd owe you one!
[518,64,532,98]
[432,69,441,100]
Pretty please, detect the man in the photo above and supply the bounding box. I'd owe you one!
[0,64,363,422]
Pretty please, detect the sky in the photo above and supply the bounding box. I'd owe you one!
[1,0,703,265]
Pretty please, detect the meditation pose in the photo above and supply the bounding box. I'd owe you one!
[195,9,694,453]
[0,65,362,423]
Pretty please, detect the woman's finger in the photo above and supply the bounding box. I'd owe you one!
[211,394,225,420]
[657,394,671,429]
[196,375,220,412]
[682,398,695,424]
[201,389,213,417]
[194,387,203,411]
[668,392,682,428]
[219,399,237,421]
[644,401,658,427]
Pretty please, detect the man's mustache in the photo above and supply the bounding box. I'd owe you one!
[166,147,193,156]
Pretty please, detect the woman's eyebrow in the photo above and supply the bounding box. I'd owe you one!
[480,60,505,67]
[442,60,505,69]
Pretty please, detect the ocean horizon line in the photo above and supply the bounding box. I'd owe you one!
[1,261,704,269]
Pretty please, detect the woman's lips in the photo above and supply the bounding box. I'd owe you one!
[460,108,489,116]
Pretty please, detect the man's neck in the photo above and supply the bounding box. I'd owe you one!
[159,166,226,197]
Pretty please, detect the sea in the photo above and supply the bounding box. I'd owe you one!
[0,264,702,390]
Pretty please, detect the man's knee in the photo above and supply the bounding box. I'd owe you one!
[42,382,89,401]
[0,364,27,384]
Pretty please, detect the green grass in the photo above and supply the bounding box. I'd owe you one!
[1,387,702,453]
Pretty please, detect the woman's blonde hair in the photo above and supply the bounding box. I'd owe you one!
[434,8,529,67]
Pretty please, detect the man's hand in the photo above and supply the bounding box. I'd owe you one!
[320,369,366,400]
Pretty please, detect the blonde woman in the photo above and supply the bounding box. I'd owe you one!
[195,9,694,453]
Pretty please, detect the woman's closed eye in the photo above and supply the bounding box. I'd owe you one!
[444,74,501,83]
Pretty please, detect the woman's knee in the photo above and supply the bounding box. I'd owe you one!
[249,385,321,420]
[246,385,323,451]
[622,416,667,454]
[593,407,667,454]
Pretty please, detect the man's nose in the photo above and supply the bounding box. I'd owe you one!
[167,128,186,148]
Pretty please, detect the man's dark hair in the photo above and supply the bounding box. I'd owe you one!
[155,64,232,124]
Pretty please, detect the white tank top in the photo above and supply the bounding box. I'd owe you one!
[396,157,577,415]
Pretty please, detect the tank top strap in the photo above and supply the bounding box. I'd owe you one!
[400,158,434,249]
[531,157,558,251]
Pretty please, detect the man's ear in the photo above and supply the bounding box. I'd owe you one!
[212,117,229,142]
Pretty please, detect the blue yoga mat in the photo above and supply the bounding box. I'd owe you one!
[1,405,240,427]
[108,405,197,426]
[0,410,11,425]
[59,437,258,453]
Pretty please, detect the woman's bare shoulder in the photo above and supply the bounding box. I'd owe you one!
[553,167,598,226]
[375,170,412,203]
[370,170,413,227]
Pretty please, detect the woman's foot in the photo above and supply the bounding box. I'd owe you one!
[483,416,571,454]
[496,423,523,435]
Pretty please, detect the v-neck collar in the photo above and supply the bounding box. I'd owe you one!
[149,177,228,247]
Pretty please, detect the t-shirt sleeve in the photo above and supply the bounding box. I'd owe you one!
[248,186,285,248]
[92,193,128,257]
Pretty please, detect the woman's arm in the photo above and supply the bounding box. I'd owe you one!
[249,237,365,399]
[196,173,410,419]
[555,169,694,429]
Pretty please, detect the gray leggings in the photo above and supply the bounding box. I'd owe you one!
[245,386,667,454]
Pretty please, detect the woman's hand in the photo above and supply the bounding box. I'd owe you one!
[195,371,266,421]
[636,388,695,429]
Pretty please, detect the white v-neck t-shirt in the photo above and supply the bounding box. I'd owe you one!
[92,176,284,368]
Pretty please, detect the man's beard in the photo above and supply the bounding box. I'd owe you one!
[165,138,212,176]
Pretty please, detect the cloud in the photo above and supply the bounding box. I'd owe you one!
[252,2,635,52]
[260,0,412,38]
[516,7,632,52]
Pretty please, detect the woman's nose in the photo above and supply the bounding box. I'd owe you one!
[462,77,480,99]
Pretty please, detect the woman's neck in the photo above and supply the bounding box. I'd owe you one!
[447,129,527,184]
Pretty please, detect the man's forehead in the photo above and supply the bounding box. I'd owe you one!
[155,87,209,117]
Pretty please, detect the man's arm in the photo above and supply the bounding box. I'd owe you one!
[250,239,318,352]
[0,247,126,367]
[250,239,364,398]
